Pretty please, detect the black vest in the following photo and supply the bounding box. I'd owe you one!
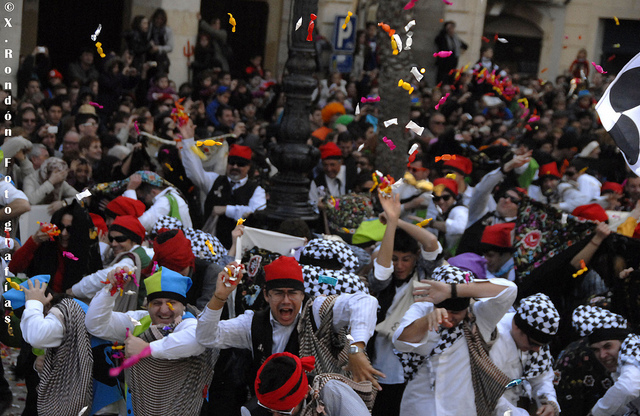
[204,175,259,248]
[313,171,356,196]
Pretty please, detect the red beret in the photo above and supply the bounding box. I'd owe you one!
[319,142,343,160]
[481,222,515,249]
[228,144,252,161]
[433,177,458,196]
[105,196,147,218]
[48,69,63,80]
[601,181,623,195]
[150,230,195,274]
[89,213,108,236]
[443,155,473,175]
[110,215,146,245]
[572,204,608,223]
[263,256,305,291]
[538,162,561,179]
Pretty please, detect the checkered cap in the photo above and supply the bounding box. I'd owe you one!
[152,215,183,233]
[620,334,640,365]
[301,265,368,297]
[152,216,226,262]
[300,238,359,273]
[431,265,475,284]
[572,305,627,337]
[516,293,560,337]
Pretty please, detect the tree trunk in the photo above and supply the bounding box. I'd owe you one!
[374,1,416,178]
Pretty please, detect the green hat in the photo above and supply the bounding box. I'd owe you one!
[144,268,192,305]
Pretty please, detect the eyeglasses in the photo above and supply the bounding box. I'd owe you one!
[433,195,452,202]
[228,160,249,167]
[500,194,521,204]
[258,401,296,415]
[268,289,304,302]
[108,234,130,243]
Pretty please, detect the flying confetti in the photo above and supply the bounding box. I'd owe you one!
[307,14,317,41]
[398,79,414,94]
[433,51,453,58]
[408,143,420,155]
[614,16,620,25]
[382,136,396,150]
[591,62,607,74]
[405,20,415,32]
[90,24,102,42]
[228,13,236,32]
[435,93,450,110]
[75,189,91,201]
[497,37,508,43]
[342,11,353,30]
[383,118,398,127]
[411,66,424,82]
[196,139,223,146]
[295,17,303,31]
[355,103,360,115]
[406,121,425,136]
[361,96,381,103]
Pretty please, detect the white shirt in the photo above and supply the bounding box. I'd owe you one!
[85,286,205,359]
[577,173,602,203]
[21,299,65,348]
[371,245,443,384]
[309,165,347,207]
[196,293,378,351]
[123,187,193,231]
[490,313,559,416]
[393,279,517,416]
[591,361,640,416]
[180,137,266,219]
[528,182,591,213]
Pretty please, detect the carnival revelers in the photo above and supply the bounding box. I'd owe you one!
[196,255,382,396]
[572,305,640,416]
[85,267,214,416]
[491,293,561,416]
[242,352,372,416]
[393,264,517,416]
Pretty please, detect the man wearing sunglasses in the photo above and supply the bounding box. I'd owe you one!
[529,162,590,213]
[309,142,356,210]
[69,215,150,310]
[178,120,266,248]
[457,152,530,255]
[491,293,561,416]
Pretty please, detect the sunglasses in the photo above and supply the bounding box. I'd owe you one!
[228,160,249,167]
[108,234,130,243]
[57,224,72,233]
[258,401,296,415]
[500,194,521,204]
[433,195,452,202]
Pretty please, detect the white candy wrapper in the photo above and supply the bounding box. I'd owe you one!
[384,118,398,127]
[406,120,424,136]
[404,20,415,32]
[411,66,424,82]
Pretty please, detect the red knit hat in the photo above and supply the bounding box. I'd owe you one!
[105,196,146,218]
[572,204,608,223]
[433,177,458,196]
[538,162,561,179]
[263,256,305,291]
[319,142,343,160]
[110,215,146,245]
[89,213,108,236]
[148,229,195,274]
[601,181,623,195]
[255,352,315,412]
[481,222,515,251]
[229,144,252,161]
[443,155,473,176]
[48,69,63,80]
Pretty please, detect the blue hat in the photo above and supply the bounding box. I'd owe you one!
[144,267,192,305]
[577,90,592,98]
[217,86,230,95]
[3,275,51,309]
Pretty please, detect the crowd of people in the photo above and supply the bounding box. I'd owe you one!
[0,9,638,416]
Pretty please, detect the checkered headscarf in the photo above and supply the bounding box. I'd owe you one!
[301,265,368,298]
[431,265,474,311]
[620,334,640,367]
[572,305,629,344]
[299,238,359,273]
[152,216,226,262]
[515,293,559,345]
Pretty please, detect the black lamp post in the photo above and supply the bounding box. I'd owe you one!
[261,0,320,222]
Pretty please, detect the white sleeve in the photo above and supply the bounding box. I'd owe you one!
[71,256,135,300]
[180,138,219,194]
[444,206,469,235]
[195,306,253,350]
[421,241,443,261]
[529,369,560,411]
[20,300,64,348]
[23,177,55,205]
[149,318,206,359]
[0,181,28,204]
[85,286,148,342]
[137,193,171,231]
[467,167,505,226]
[392,301,440,354]
[473,279,518,340]
[557,186,592,212]
[591,364,640,416]
[373,258,393,282]
[314,293,378,345]
[225,185,267,219]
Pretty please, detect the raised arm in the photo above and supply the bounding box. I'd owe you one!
[177,119,219,194]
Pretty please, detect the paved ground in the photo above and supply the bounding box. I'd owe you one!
[1,346,26,416]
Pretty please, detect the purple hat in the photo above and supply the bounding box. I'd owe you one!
[447,253,487,280]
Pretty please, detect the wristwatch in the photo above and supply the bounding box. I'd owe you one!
[349,344,364,354]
